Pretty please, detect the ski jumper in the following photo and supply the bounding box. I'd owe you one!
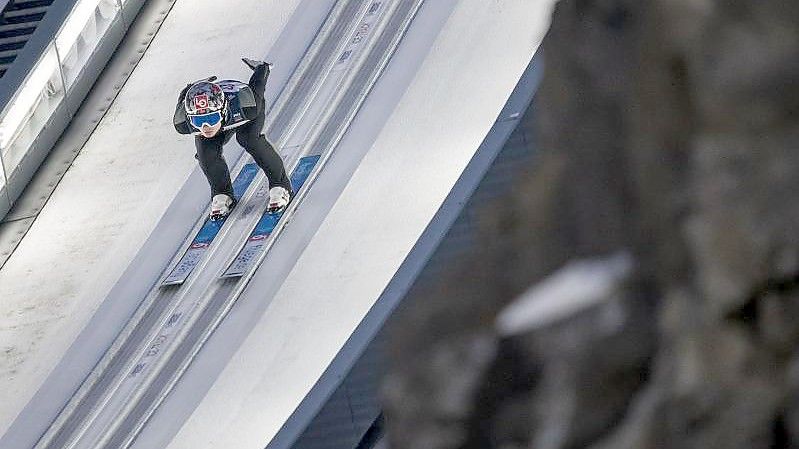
[174,63,291,199]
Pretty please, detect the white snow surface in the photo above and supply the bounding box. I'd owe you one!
[0,0,302,435]
[495,252,633,337]
[165,1,556,448]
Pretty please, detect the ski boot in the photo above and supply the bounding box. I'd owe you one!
[266,186,291,214]
[210,193,236,221]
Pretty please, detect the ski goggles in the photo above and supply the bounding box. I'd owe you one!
[188,111,222,129]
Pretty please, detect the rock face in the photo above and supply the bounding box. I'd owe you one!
[382,1,799,448]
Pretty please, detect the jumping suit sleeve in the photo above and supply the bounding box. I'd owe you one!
[247,62,271,96]
[173,84,193,134]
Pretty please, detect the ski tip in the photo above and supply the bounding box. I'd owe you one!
[161,280,184,287]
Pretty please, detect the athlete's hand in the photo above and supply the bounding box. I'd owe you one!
[242,58,271,75]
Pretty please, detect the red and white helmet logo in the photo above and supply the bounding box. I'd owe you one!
[193,94,209,110]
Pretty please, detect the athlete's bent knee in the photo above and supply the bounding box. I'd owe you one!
[235,131,257,149]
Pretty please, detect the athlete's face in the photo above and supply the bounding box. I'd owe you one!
[199,121,222,138]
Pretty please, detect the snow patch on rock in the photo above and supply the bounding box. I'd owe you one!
[496,252,632,337]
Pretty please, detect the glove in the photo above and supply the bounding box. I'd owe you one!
[242,58,272,74]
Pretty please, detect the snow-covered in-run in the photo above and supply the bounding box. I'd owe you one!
[0,0,317,444]
[152,1,554,448]
[0,0,555,448]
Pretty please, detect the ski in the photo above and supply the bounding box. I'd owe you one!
[162,163,260,286]
[221,154,320,278]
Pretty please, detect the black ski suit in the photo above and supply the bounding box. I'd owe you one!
[175,63,291,199]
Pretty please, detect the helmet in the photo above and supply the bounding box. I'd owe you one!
[184,81,226,116]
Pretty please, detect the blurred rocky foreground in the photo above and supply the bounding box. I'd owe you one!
[381,1,799,448]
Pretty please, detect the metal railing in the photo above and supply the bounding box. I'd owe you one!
[0,0,145,219]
